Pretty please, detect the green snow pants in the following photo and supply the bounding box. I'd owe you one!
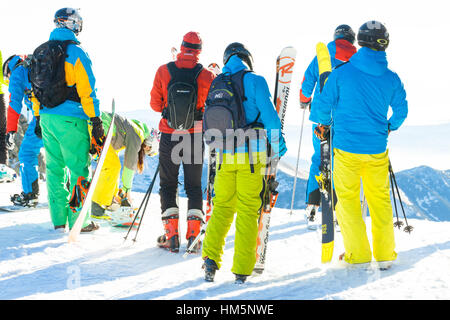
[202,151,266,275]
[40,114,91,229]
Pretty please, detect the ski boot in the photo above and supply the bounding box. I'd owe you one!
[305,205,319,230]
[203,257,219,282]
[80,221,100,233]
[10,192,39,207]
[186,209,204,254]
[234,274,248,284]
[157,208,180,253]
[91,201,111,220]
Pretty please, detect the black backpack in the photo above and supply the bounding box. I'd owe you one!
[29,40,81,108]
[203,70,262,147]
[162,62,203,130]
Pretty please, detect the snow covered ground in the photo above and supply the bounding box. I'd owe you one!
[0,180,449,301]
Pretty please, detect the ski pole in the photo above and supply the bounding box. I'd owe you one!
[389,161,413,233]
[389,165,402,229]
[124,163,160,242]
[289,106,307,215]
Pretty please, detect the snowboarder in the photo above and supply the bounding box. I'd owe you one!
[91,112,159,220]
[150,31,215,253]
[3,55,44,207]
[31,8,103,232]
[313,21,408,268]
[0,50,7,165]
[299,24,357,225]
[201,43,287,283]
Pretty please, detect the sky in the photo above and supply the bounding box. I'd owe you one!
[1,0,449,129]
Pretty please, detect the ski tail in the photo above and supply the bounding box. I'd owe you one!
[68,99,116,243]
[255,47,296,274]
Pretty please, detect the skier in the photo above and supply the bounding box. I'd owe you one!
[150,31,215,253]
[2,55,44,206]
[313,21,408,268]
[201,43,287,283]
[0,50,7,165]
[31,8,103,232]
[299,25,357,226]
[91,112,159,220]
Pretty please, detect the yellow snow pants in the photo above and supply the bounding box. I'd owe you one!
[202,151,266,275]
[333,148,397,264]
[92,145,121,207]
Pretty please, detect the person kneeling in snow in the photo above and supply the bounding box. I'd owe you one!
[90,112,159,224]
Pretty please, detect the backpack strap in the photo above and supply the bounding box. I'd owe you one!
[60,40,81,104]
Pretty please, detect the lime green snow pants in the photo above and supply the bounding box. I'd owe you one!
[40,114,91,229]
[202,151,266,275]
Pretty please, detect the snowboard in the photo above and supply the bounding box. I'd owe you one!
[0,202,48,212]
[315,42,335,263]
[254,46,296,274]
[68,99,116,243]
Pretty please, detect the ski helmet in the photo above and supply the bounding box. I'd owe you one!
[2,55,26,81]
[223,42,253,71]
[334,24,356,44]
[54,8,83,35]
[181,32,202,52]
[357,21,389,51]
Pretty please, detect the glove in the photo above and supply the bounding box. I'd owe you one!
[299,90,312,110]
[89,117,105,157]
[34,116,42,139]
[5,132,15,150]
[314,124,330,141]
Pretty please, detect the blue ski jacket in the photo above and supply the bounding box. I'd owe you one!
[6,56,34,133]
[221,55,286,157]
[313,46,408,154]
[300,39,356,124]
[34,28,100,120]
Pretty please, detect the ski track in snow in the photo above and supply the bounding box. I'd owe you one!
[0,181,449,300]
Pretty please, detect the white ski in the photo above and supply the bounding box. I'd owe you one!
[68,99,116,243]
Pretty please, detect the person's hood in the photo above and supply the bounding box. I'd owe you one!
[8,55,22,73]
[222,55,248,75]
[350,46,388,76]
[49,27,80,43]
[328,39,357,62]
[175,47,200,69]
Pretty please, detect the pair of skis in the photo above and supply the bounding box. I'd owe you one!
[254,47,297,274]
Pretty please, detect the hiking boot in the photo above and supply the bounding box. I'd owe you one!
[203,258,219,282]
[80,221,100,233]
[10,192,39,207]
[157,208,180,252]
[91,201,111,220]
[234,274,248,284]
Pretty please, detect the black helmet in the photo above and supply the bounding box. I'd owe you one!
[2,55,21,80]
[357,21,389,51]
[334,24,356,44]
[54,8,83,35]
[223,42,253,70]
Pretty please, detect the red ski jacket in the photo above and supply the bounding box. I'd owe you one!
[150,50,215,134]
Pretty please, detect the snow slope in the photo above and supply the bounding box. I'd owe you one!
[0,180,449,300]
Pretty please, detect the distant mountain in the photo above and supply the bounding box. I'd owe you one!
[394,166,450,222]
[128,155,450,222]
